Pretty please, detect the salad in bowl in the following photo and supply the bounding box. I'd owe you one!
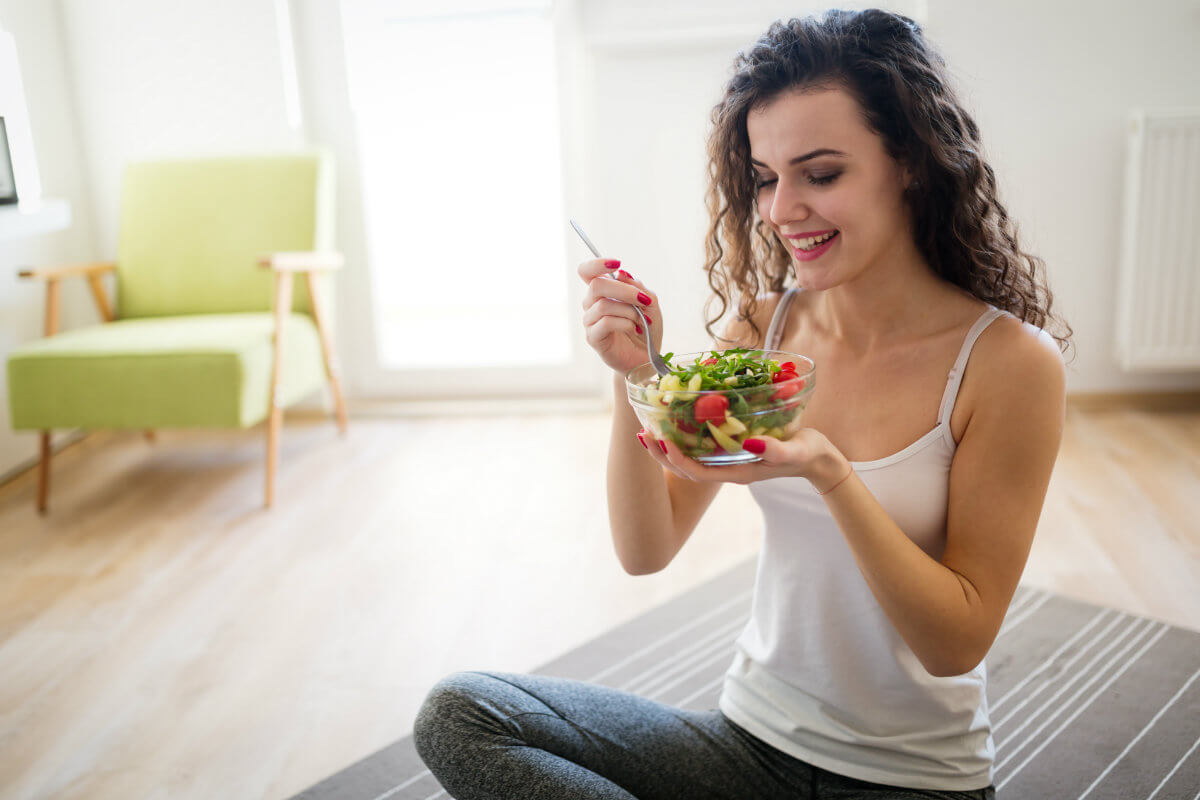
[625,349,816,465]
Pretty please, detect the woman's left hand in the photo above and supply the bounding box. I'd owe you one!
[637,428,851,490]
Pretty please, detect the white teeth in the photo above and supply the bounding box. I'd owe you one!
[796,232,836,250]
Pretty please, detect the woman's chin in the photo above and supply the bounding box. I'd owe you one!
[791,263,839,291]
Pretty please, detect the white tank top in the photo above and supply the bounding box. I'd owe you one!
[719,287,1013,791]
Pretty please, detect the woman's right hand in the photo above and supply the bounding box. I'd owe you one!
[578,258,664,375]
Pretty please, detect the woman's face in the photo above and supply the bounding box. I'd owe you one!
[747,85,913,290]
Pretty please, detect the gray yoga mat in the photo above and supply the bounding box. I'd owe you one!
[292,557,1200,800]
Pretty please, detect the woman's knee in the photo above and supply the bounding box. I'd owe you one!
[414,672,479,742]
[413,671,509,762]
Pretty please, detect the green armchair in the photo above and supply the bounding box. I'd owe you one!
[6,152,349,512]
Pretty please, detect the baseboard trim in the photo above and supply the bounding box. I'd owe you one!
[1067,390,1200,412]
[0,429,91,488]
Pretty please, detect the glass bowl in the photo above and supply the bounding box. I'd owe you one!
[625,350,816,465]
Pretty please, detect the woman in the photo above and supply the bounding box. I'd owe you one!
[414,9,1071,798]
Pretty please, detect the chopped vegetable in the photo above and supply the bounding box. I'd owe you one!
[706,420,742,452]
[694,394,729,425]
[632,349,813,462]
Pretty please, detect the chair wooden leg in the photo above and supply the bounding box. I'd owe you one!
[37,431,51,515]
[265,405,280,509]
[329,375,349,435]
[327,370,349,435]
[265,270,293,509]
[304,271,349,435]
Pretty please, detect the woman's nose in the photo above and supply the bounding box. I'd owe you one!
[769,180,809,227]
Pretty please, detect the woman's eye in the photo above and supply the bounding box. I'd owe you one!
[754,172,840,190]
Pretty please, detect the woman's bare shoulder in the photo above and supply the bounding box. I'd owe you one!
[975,312,1064,370]
[717,290,790,349]
[968,312,1066,416]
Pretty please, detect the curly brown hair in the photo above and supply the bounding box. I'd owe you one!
[703,9,1073,359]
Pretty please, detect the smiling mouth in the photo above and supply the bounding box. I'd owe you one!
[792,231,839,251]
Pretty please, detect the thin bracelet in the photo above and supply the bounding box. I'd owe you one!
[816,465,854,496]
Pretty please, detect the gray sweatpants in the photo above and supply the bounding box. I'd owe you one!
[413,671,997,800]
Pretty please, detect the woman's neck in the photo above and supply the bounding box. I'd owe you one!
[810,246,955,357]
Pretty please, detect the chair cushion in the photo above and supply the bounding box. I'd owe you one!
[6,313,326,430]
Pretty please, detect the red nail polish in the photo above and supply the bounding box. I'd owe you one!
[604,259,621,268]
[634,323,643,335]
[644,316,652,325]
[743,438,766,454]
[636,431,648,449]
[637,292,652,306]
[617,270,633,281]
[658,440,668,454]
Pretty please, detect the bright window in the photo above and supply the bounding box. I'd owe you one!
[340,0,570,370]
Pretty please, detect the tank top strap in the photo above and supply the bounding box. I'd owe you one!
[937,306,1007,425]
[763,287,802,350]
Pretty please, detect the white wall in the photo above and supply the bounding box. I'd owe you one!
[57,0,306,258]
[0,0,99,482]
[928,0,1200,391]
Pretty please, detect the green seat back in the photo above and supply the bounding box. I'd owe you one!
[116,152,335,319]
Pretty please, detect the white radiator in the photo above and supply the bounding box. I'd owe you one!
[1115,110,1200,371]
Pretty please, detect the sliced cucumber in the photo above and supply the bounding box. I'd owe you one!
[660,374,683,392]
[705,420,743,452]
[719,416,748,436]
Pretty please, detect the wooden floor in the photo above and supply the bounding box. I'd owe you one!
[0,403,1197,799]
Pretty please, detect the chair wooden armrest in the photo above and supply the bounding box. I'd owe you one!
[257,252,344,272]
[18,261,117,281]
[17,262,117,334]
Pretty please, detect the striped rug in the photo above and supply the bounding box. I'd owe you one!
[292,558,1200,800]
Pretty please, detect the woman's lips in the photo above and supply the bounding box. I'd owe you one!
[791,231,839,261]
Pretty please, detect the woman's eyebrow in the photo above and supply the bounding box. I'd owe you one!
[749,148,848,167]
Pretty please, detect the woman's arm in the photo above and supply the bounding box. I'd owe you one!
[606,296,785,574]
[822,319,1067,676]
[606,372,723,574]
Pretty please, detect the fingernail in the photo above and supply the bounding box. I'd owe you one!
[743,438,766,454]
[644,316,652,325]
[634,323,643,335]
[637,292,652,306]
[617,270,633,281]
[658,440,668,454]
[636,431,648,449]
[604,259,621,268]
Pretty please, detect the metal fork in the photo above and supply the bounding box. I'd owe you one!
[569,219,671,377]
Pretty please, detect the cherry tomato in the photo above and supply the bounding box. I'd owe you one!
[693,394,730,424]
[771,370,798,384]
[770,376,806,401]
